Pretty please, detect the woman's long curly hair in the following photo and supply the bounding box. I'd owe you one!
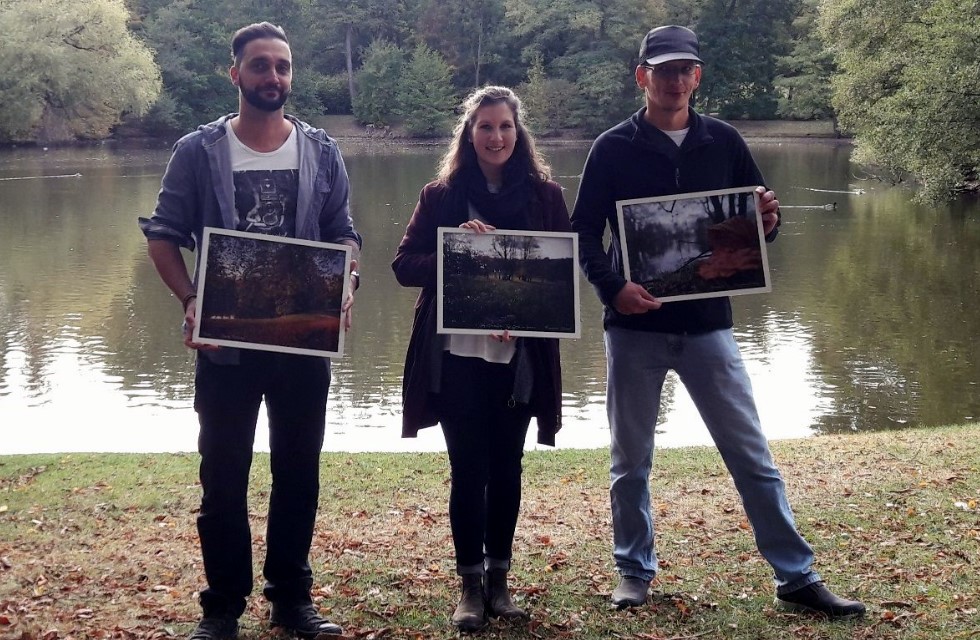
[435,85,551,186]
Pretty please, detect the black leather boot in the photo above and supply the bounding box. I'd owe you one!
[452,572,488,632]
[269,602,343,637]
[484,568,528,620]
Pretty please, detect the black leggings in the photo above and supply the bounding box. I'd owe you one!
[438,353,532,568]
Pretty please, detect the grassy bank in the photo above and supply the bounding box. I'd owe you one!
[1,425,977,639]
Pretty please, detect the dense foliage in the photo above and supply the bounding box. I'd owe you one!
[0,0,975,200]
[819,0,980,201]
[0,0,161,143]
[775,0,836,121]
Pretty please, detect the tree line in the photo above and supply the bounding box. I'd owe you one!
[202,234,347,320]
[0,0,976,201]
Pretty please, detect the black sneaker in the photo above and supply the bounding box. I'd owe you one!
[188,615,238,640]
[270,602,344,638]
[775,581,866,619]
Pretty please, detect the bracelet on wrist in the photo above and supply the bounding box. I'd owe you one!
[181,292,197,311]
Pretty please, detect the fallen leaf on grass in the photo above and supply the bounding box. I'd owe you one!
[636,631,712,640]
[879,610,923,627]
[671,596,691,616]
[879,600,915,609]
[545,551,568,571]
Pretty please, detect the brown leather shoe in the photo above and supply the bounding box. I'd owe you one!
[611,576,650,608]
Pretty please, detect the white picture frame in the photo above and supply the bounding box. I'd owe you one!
[192,227,351,357]
[616,186,771,302]
[437,228,581,339]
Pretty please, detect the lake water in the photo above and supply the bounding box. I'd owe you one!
[1,139,978,454]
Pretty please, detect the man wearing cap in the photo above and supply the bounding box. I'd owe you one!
[570,25,865,619]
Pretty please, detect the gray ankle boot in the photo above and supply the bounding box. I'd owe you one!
[484,568,528,620]
[452,572,487,631]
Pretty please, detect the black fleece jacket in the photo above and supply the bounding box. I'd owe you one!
[570,106,774,334]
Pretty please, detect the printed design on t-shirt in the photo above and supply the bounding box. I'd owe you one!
[233,169,298,236]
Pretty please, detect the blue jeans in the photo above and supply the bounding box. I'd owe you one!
[605,326,820,594]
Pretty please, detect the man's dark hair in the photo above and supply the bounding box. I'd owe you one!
[231,22,288,66]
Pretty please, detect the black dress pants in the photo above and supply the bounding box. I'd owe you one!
[193,350,330,617]
[438,353,532,569]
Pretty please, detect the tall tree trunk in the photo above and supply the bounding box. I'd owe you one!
[345,23,356,104]
[473,14,483,88]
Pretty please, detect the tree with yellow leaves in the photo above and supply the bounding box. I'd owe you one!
[0,0,162,142]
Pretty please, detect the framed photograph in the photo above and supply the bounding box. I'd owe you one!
[192,227,351,357]
[616,186,771,302]
[437,228,581,339]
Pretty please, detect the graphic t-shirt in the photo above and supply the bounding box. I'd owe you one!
[225,120,299,236]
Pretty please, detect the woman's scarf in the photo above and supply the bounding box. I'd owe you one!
[459,159,533,230]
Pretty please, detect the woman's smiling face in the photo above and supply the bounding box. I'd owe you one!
[469,101,518,183]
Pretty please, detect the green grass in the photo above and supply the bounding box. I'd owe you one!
[1,425,978,639]
[444,276,575,333]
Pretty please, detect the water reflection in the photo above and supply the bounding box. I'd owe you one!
[0,141,978,454]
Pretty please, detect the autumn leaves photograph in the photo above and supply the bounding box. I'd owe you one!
[617,186,771,303]
[195,229,351,357]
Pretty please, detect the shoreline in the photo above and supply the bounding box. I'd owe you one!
[1,420,975,458]
[316,115,849,145]
[0,117,849,151]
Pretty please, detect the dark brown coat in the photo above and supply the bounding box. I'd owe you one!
[391,179,571,446]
